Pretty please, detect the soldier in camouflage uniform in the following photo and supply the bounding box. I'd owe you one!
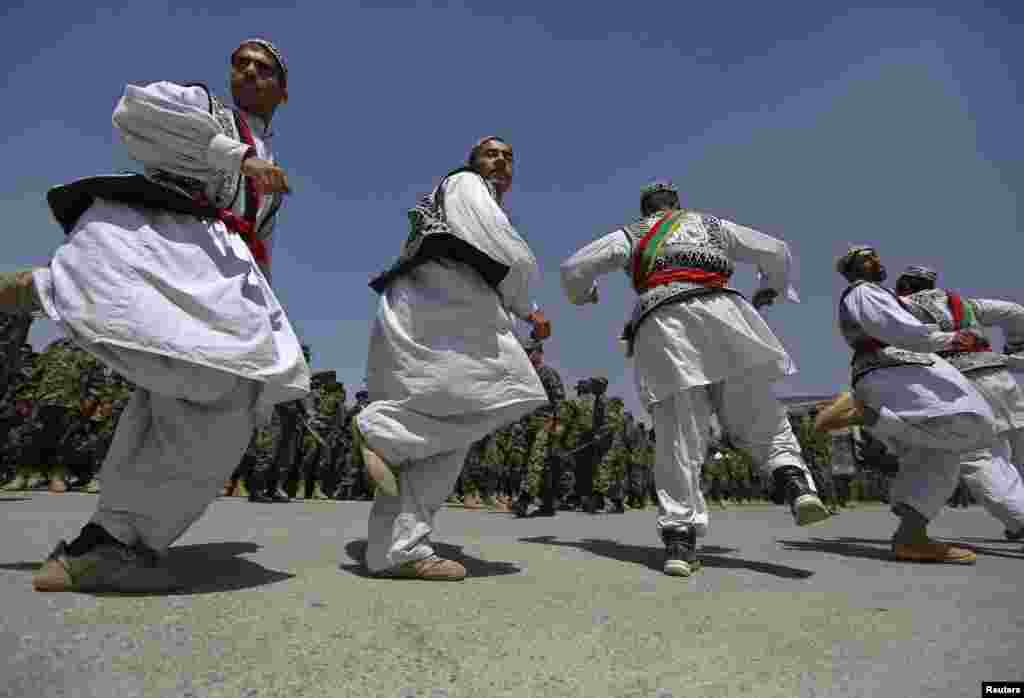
[486,421,527,501]
[19,339,91,491]
[595,397,629,513]
[625,417,648,509]
[60,360,108,491]
[297,370,342,499]
[0,313,33,399]
[574,376,609,514]
[337,390,371,499]
[511,337,565,516]
[1,344,37,488]
[461,436,495,502]
[312,376,346,499]
[253,344,312,502]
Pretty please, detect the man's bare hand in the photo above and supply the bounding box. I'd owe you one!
[752,289,778,310]
[241,157,292,196]
[528,310,551,340]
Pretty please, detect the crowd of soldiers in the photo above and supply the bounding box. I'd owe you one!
[0,314,912,511]
[0,315,132,492]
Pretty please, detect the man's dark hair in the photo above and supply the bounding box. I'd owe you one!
[641,190,680,217]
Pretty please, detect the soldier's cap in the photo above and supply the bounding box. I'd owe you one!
[640,179,678,203]
[834,245,876,276]
[897,265,938,283]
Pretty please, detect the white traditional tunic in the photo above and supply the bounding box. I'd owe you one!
[842,283,998,520]
[1009,359,1024,473]
[29,82,309,553]
[561,212,813,537]
[34,82,308,415]
[560,215,798,408]
[971,297,1024,472]
[358,172,547,572]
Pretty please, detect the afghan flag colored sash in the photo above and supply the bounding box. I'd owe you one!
[947,290,990,351]
[630,210,730,292]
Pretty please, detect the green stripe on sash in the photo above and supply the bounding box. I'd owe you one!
[636,210,685,287]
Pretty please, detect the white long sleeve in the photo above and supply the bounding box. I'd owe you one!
[971,298,1024,349]
[112,82,249,181]
[441,172,539,319]
[560,229,631,305]
[720,219,800,303]
[844,284,957,352]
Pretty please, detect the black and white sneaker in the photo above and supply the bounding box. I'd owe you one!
[662,527,699,577]
[773,466,831,527]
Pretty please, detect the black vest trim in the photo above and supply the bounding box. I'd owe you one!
[47,174,218,235]
[369,233,510,294]
[369,168,510,294]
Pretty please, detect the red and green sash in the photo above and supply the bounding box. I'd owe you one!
[630,210,729,292]
[947,290,990,351]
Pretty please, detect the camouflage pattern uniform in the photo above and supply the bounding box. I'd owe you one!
[574,377,608,513]
[0,344,36,485]
[339,391,371,499]
[18,339,89,487]
[300,371,344,498]
[59,360,108,489]
[512,340,565,514]
[486,421,527,498]
[595,398,629,512]
[0,313,33,399]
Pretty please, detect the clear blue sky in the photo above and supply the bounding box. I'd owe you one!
[2,2,1021,424]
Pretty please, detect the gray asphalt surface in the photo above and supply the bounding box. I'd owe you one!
[2,493,1022,698]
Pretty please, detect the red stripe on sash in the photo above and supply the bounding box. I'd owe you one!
[631,210,676,291]
[947,290,964,330]
[642,268,729,291]
[231,111,270,265]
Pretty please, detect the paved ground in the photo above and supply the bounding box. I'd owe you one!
[2,493,1022,698]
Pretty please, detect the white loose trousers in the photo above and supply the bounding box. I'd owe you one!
[870,407,996,521]
[364,448,468,572]
[650,368,812,537]
[958,439,1024,535]
[90,366,259,554]
[1007,364,1024,475]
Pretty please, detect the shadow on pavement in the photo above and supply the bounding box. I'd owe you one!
[340,540,522,578]
[0,562,40,572]
[165,542,295,594]
[519,536,814,579]
[0,542,293,595]
[779,536,1024,561]
[778,537,895,561]
[942,535,1023,546]
[0,497,31,502]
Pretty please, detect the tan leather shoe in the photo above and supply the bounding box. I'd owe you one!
[814,392,865,432]
[892,541,976,564]
[33,541,182,593]
[221,480,237,497]
[375,555,467,581]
